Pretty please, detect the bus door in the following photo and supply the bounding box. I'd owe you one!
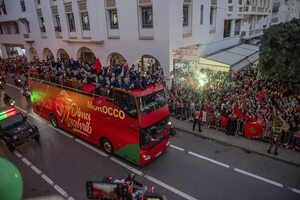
[113,90,139,151]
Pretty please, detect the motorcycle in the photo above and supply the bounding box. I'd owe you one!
[168,122,176,136]
[13,76,23,88]
[0,80,4,89]
[3,97,16,107]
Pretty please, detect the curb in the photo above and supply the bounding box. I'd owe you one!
[173,126,300,167]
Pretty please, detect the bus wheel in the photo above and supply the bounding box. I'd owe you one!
[50,115,58,128]
[101,138,114,154]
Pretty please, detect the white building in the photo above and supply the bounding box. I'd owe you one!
[0,0,275,85]
[270,0,300,25]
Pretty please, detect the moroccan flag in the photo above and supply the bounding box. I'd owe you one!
[244,122,263,137]
[93,58,102,74]
[82,83,97,93]
[220,115,229,127]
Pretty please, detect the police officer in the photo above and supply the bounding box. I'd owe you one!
[267,116,283,155]
[193,110,202,132]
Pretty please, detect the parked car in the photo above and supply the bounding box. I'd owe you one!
[0,106,39,151]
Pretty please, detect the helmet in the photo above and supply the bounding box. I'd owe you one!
[126,172,136,180]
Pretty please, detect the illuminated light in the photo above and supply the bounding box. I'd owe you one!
[142,154,151,160]
[0,108,15,116]
[0,110,18,121]
[197,73,208,87]
[30,90,43,103]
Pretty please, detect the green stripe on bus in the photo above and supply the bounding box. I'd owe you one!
[115,144,140,164]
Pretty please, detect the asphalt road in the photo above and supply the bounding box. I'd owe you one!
[1,76,300,200]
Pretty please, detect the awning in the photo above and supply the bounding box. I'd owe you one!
[198,44,259,72]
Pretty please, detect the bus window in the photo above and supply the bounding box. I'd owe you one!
[139,90,167,115]
[114,91,137,118]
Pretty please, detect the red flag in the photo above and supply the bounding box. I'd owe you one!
[93,58,102,74]
[220,115,229,127]
[244,122,263,137]
[82,83,97,93]
[92,96,108,106]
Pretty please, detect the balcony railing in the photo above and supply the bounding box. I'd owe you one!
[23,33,30,39]
[41,31,47,38]
[55,31,62,38]
[242,5,269,15]
[23,33,34,42]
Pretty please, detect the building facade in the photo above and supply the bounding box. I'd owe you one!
[270,0,300,25]
[0,0,285,85]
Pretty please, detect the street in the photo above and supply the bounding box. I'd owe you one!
[1,78,300,200]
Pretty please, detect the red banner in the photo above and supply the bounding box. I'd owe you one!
[244,122,263,137]
[220,115,229,127]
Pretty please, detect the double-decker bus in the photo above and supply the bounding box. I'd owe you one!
[28,70,172,166]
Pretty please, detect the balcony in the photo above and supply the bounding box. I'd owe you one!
[23,33,34,43]
[241,28,263,40]
[227,6,233,14]
[55,31,62,39]
[241,5,269,15]
[41,31,47,39]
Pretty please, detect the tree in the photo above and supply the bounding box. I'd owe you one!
[259,19,300,81]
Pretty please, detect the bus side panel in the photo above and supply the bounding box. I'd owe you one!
[30,80,141,163]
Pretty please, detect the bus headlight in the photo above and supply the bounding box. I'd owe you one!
[168,121,172,126]
[142,154,151,160]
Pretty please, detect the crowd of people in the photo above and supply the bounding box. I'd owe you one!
[0,56,29,74]
[1,55,299,152]
[168,64,300,151]
[32,58,166,91]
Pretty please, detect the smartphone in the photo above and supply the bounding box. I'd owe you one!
[86,181,125,200]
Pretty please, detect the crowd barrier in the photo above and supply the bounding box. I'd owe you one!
[170,108,300,150]
[29,70,82,90]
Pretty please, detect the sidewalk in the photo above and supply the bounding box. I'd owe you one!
[171,117,300,166]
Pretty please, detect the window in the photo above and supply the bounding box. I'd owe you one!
[234,19,241,35]
[81,12,90,30]
[65,3,76,32]
[13,22,19,34]
[25,22,30,33]
[0,25,3,34]
[55,15,61,31]
[141,6,153,28]
[109,9,118,29]
[37,0,40,4]
[20,0,26,12]
[223,20,231,38]
[67,13,76,32]
[183,5,189,26]
[210,7,214,25]
[114,91,137,118]
[239,0,243,5]
[200,4,203,24]
[228,0,232,3]
[39,17,46,32]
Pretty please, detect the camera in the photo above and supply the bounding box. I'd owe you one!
[86,181,164,200]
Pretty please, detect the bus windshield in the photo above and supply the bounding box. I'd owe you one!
[139,90,167,115]
[140,117,169,149]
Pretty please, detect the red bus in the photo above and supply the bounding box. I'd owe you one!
[28,70,172,166]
